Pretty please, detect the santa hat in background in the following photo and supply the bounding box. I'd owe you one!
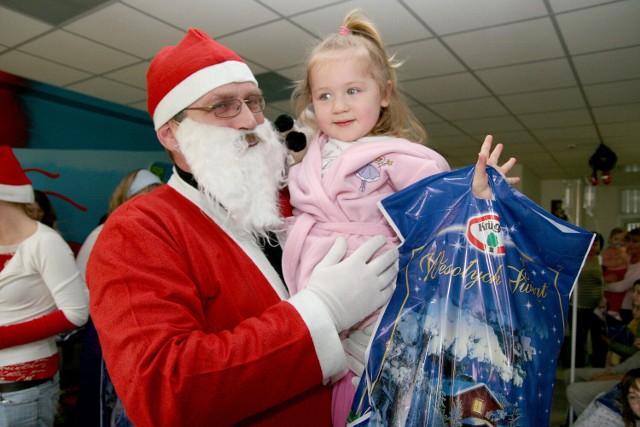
[147,28,258,130]
[0,146,34,203]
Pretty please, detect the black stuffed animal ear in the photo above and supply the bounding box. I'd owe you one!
[274,113,308,153]
[285,131,307,152]
[274,114,294,133]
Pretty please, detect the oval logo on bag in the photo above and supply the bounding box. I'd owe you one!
[466,214,505,254]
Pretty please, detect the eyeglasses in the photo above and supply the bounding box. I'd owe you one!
[182,95,266,119]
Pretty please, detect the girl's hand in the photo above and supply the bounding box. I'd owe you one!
[472,135,520,199]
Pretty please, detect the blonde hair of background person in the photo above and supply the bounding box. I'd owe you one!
[292,9,427,145]
[107,168,162,216]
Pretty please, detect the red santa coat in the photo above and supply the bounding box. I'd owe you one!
[87,176,340,426]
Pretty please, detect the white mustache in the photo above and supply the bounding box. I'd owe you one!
[244,132,261,147]
[175,118,287,239]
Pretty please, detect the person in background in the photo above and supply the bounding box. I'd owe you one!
[606,228,640,324]
[24,187,81,424]
[601,281,640,367]
[621,368,640,426]
[75,168,162,427]
[552,199,570,221]
[283,9,519,426]
[76,168,162,276]
[605,228,630,282]
[572,367,640,427]
[567,352,640,419]
[0,146,89,427]
[567,280,640,419]
[604,227,630,319]
[603,299,640,364]
[572,232,606,367]
[25,189,58,230]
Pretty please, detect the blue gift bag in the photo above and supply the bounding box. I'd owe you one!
[349,166,594,427]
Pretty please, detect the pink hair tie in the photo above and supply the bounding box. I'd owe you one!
[338,26,349,36]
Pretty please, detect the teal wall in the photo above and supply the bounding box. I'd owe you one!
[14,149,168,245]
[20,81,158,151]
[4,73,167,245]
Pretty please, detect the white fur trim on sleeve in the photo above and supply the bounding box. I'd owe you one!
[287,291,346,381]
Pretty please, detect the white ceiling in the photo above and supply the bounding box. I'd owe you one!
[0,0,638,180]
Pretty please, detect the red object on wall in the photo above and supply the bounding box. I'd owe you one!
[0,71,30,148]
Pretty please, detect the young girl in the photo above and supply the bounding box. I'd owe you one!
[621,368,640,426]
[604,228,630,318]
[282,9,517,426]
[574,368,640,427]
[607,228,640,324]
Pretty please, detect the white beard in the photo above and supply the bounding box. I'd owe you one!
[175,118,288,240]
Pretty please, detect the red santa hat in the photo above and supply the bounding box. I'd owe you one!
[0,146,34,203]
[147,28,258,130]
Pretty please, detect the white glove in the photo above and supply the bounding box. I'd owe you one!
[342,324,376,378]
[304,235,398,333]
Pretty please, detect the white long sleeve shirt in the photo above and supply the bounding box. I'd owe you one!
[0,222,89,367]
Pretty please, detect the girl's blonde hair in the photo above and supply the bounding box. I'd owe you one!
[292,9,427,145]
[108,169,161,214]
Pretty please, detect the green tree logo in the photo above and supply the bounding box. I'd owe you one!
[486,232,499,253]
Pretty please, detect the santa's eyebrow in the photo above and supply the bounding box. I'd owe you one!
[210,90,263,102]
[210,92,236,101]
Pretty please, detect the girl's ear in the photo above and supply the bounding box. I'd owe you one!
[381,80,392,108]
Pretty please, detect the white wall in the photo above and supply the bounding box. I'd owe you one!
[540,172,640,238]
[511,163,541,204]
[510,164,639,238]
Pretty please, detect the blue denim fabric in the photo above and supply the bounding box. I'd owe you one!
[100,361,133,427]
[111,398,133,427]
[0,375,60,427]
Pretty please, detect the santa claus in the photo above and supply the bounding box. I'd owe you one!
[86,28,400,426]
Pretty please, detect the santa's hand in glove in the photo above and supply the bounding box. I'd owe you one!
[299,235,398,334]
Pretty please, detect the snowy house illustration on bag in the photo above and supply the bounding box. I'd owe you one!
[438,379,503,427]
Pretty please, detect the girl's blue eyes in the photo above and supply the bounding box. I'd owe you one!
[318,88,360,101]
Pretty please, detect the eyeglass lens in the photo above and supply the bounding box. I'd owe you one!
[215,96,264,118]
